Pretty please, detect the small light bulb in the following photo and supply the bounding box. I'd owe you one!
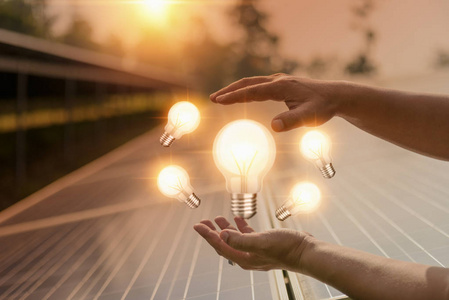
[300,130,336,178]
[157,165,201,208]
[275,182,321,221]
[213,119,276,219]
[160,101,200,147]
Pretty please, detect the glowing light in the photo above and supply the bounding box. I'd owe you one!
[160,101,200,147]
[157,165,200,208]
[275,182,321,221]
[141,0,169,24]
[213,119,276,219]
[300,130,336,178]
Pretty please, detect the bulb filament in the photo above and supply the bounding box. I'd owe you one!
[169,177,189,197]
[231,150,258,193]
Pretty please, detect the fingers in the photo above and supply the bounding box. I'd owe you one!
[193,223,250,262]
[234,216,255,233]
[214,216,238,231]
[200,219,217,231]
[220,229,266,253]
[210,76,273,102]
[215,82,285,105]
[271,102,325,132]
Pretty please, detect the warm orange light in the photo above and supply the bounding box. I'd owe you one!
[142,0,169,24]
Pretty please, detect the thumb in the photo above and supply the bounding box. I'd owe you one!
[220,230,263,253]
[271,103,321,132]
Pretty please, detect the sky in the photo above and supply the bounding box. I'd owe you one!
[46,0,449,78]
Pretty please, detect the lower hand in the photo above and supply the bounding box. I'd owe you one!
[193,216,313,272]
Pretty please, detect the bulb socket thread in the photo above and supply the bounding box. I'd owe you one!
[319,163,336,179]
[185,193,201,209]
[160,132,175,147]
[230,193,257,219]
[275,205,291,221]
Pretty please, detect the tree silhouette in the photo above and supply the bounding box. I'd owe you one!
[229,0,298,79]
[59,14,100,51]
[0,0,54,38]
[345,0,377,75]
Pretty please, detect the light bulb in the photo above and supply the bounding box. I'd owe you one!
[275,182,321,221]
[213,119,276,219]
[160,101,200,147]
[157,165,201,208]
[300,130,336,178]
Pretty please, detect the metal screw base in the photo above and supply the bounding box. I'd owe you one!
[160,132,175,147]
[320,163,336,179]
[275,205,291,221]
[185,193,201,209]
[231,193,257,219]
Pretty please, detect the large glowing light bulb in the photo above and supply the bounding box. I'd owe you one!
[157,165,201,208]
[160,101,200,147]
[213,119,276,219]
[275,182,321,221]
[300,130,336,178]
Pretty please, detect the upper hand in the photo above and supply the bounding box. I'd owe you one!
[210,74,340,132]
[193,216,312,272]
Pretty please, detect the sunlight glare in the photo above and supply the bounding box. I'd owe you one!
[142,0,169,24]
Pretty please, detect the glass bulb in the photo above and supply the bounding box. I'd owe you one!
[300,130,336,178]
[213,119,276,219]
[160,101,200,147]
[275,182,321,221]
[157,165,201,208]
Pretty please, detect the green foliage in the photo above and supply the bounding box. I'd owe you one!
[0,0,54,38]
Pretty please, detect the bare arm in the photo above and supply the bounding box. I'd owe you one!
[210,74,449,160]
[194,216,449,300]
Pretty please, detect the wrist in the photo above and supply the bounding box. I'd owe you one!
[292,234,318,273]
[328,80,359,119]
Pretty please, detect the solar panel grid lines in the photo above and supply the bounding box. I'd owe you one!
[348,164,449,241]
[0,221,94,300]
[175,197,215,300]
[357,166,449,241]
[93,204,177,300]
[0,230,46,270]
[16,219,106,300]
[64,212,148,300]
[336,170,446,267]
[0,226,71,287]
[40,214,129,300]
[215,196,228,300]
[90,214,159,300]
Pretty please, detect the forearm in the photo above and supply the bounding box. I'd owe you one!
[333,81,449,160]
[299,238,449,300]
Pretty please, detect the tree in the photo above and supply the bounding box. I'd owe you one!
[59,14,99,51]
[345,0,377,75]
[182,17,233,93]
[0,0,54,38]
[435,50,449,69]
[229,0,298,79]
[103,33,126,57]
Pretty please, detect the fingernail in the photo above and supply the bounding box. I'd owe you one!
[209,93,216,102]
[272,119,284,131]
[216,95,224,102]
[221,231,229,243]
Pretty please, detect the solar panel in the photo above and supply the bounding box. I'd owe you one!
[1,73,449,299]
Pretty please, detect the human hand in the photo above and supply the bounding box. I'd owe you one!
[210,74,342,132]
[193,216,313,272]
